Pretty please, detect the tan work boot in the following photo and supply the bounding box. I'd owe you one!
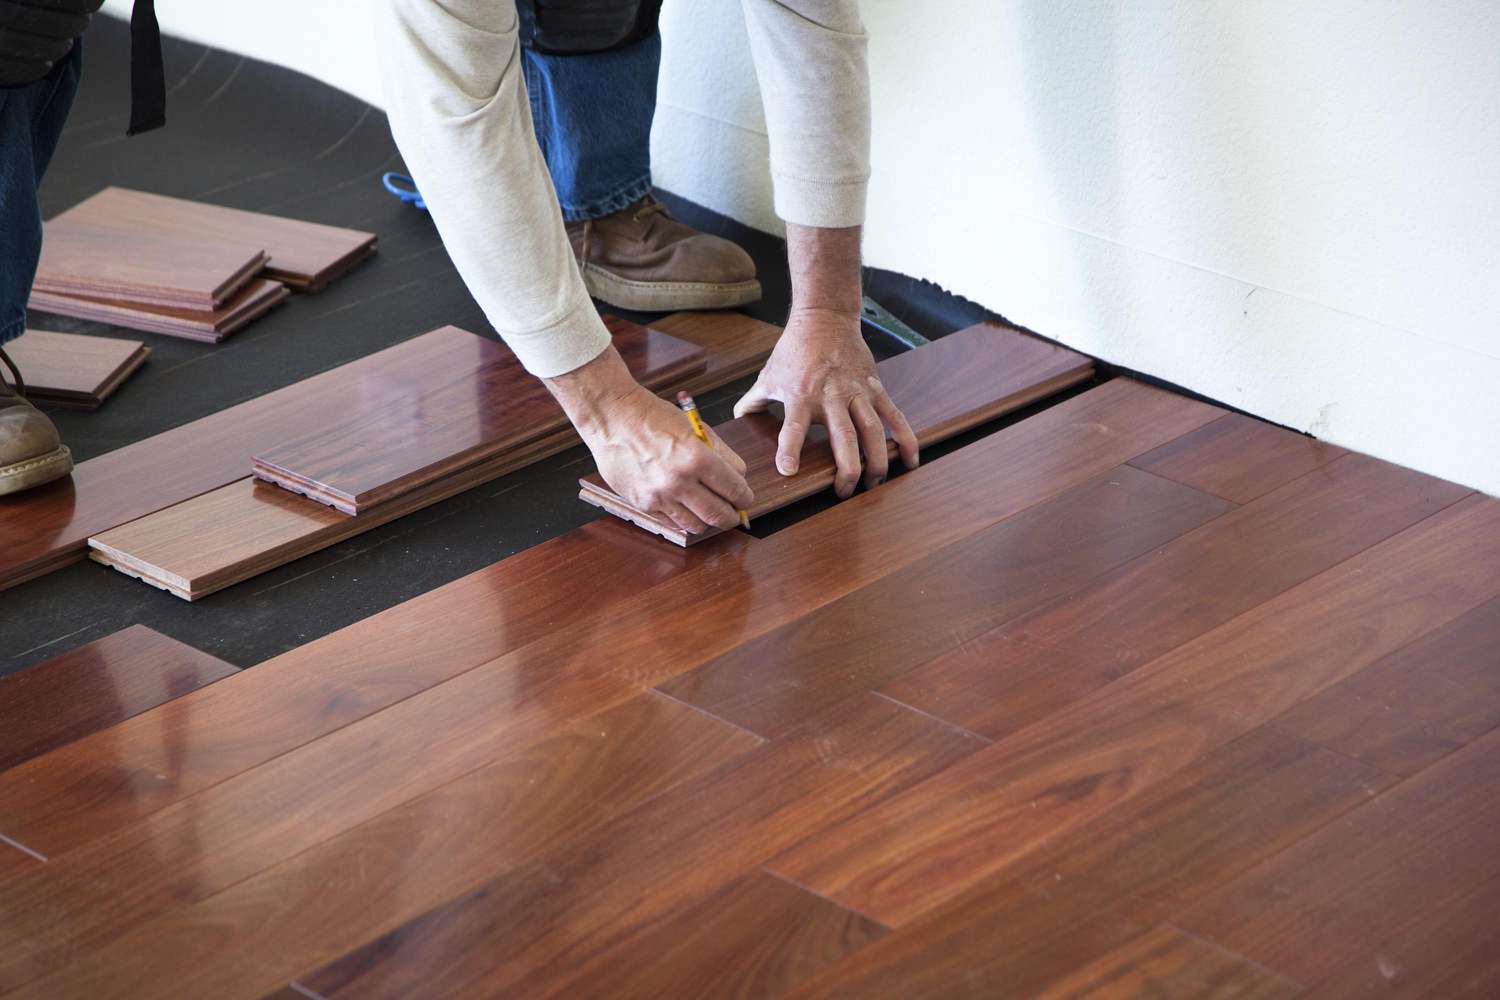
[567,195,761,311]
[0,346,73,496]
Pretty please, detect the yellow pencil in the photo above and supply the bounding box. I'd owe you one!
[677,391,750,529]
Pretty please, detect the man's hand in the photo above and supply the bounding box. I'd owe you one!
[735,306,918,498]
[734,222,918,499]
[548,345,753,536]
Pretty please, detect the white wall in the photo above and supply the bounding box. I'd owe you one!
[110,1,1500,495]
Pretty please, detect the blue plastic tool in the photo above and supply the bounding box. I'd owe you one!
[382,172,427,211]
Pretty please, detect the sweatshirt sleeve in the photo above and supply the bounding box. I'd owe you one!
[379,0,612,378]
[740,0,871,229]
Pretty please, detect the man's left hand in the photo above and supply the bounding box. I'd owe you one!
[734,306,918,498]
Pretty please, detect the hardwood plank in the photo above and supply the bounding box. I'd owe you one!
[0,379,1216,867]
[203,695,982,1000]
[658,465,1234,737]
[1179,725,1500,985]
[29,278,290,343]
[580,323,1095,545]
[1130,412,1347,503]
[44,187,377,292]
[9,691,761,998]
[0,319,679,592]
[0,522,736,866]
[88,319,781,601]
[768,494,1500,927]
[883,452,1471,740]
[4,330,148,410]
[1033,925,1297,999]
[34,217,266,309]
[649,309,784,395]
[1305,872,1500,999]
[775,727,1390,998]
[1271,593,1500,775]
[0,625,235,775]
[253,315,705,514]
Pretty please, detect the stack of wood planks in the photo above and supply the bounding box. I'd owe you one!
[3,375,1496,997]
[27,188,376,342]
[3,329,149,409]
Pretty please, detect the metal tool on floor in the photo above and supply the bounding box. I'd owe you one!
[860,296,930,350]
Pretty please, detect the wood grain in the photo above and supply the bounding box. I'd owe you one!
[1304,871,1500,999]
[882,452,1470,740]
[239,696,982,1000]
[29,278,289,343]
[4,691,762,997]
[35,218,265,309]
[89,316,783,600]
[1271,592,1500,775]
[0,318,696,592]
[769,494,1500,927]
[580,322,1094,544]
[1033,925,1297,999]
[1129,411,1348,503]
[0,520,737,863]
[253,315,705,514]
[3,330,148,409]
[1178,725,1500,985]
[0,380,1219,867]
[658,465,1233,737]
[44,187,377,292]
[0,625,235,774]
[778,727,1390,998]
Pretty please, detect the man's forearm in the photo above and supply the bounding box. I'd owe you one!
[786,223,863,318]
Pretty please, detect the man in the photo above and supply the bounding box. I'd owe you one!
[383,0,919,536]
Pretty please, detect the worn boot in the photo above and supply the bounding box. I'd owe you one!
[566,195,761,311]
[0,346,72,496]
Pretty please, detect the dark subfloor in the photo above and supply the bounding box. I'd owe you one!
[2,18,1005,675]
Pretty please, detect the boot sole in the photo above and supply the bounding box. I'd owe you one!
[0,444,73,497]
[581,264,762,312]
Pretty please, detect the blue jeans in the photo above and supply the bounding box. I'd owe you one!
[522,32,659,222]
[0,43,83,346]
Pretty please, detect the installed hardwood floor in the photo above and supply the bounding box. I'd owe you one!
[581,322,1094,544]
[3,330,149,410]
[5,375,1498,997]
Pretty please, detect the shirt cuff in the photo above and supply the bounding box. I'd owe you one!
[502,295,614,379]
[771,170,869,229]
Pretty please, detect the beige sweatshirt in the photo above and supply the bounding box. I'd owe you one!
[380,0,870,377]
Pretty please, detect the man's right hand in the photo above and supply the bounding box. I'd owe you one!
[0,0,101,88]
[547,345,753,536]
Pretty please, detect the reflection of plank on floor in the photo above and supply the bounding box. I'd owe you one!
[580,322,1095,545]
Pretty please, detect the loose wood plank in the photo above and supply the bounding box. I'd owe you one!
[201,696,982,1000]
[89,317,783,601]
[43,187,377,292]
[1305,872,1500,999]
[29,278,289,343]
[1033,925,1297,999]
[883,452,1470,740]
[3,330,148,409]
[769,494,1500,927]
[10,692,762,998]
[253,315,706,514]
[0,625,235,776]
[778,727,1389,998]
[1130,411,1347,503]
[580,323,1094,544]
[659,465,1233,737]
[0,380,1217,870]
[1271,593,1500,775]
[1178,725,1500,985]
[0,319,682,592]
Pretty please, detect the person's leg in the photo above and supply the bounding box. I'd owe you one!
[520,27,760,311]
[0,41,83,495]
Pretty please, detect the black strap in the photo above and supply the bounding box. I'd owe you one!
[126,0,163,135]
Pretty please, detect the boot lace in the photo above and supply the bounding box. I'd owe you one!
[631,197,670,223]
[0,346,24,397]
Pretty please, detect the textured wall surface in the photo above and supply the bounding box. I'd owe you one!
[104,1,1500,495]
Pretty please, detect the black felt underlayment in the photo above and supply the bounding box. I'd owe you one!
[2,16,1008,676]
